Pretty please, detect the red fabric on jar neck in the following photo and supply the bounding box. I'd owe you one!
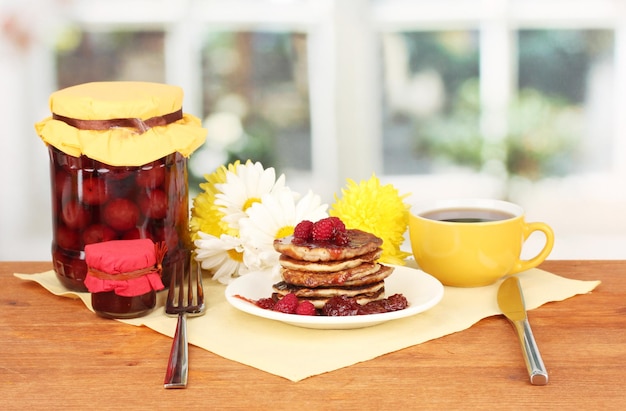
[84,239,166,297]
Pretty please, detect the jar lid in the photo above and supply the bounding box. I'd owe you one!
[35,81,207,166]
[84,238,166,297]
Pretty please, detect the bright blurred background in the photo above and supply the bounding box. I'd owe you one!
[1,0,625,260]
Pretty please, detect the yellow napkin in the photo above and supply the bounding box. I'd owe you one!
[14,266,600,382]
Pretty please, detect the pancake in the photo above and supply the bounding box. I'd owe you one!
[273,229,383,262]
[281,263,393,288]
[273,222,393,310]
[273,282,386,308]
[272,279,385,299]
[278,249,382,272]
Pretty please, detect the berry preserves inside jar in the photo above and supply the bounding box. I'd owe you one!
[48,146,190,291]
[91,290,157,319]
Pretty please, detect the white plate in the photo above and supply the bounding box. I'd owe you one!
[224,265,444,330]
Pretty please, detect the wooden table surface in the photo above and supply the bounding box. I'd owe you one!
[1,260,624,410]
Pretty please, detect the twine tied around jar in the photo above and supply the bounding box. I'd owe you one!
[87,241,168,281]
[52,108,183,134]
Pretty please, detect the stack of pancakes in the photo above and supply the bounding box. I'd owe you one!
[272,229,394,309]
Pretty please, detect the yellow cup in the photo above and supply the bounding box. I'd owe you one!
[409,199,554,287]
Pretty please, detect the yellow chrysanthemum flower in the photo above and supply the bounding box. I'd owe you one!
[190,161,240,240]
[330,174,411,265]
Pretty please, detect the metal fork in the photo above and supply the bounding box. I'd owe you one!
[163,257,206,389]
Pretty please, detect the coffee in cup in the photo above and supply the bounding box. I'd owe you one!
[409,199,554,287]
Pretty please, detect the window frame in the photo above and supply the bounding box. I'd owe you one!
[62,0,626,192]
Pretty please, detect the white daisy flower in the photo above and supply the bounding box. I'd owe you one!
[214,161,289,230]
[194,231,246,284]
[239,189,328,275]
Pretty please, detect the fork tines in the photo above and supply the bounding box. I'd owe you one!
[165,261,205,316]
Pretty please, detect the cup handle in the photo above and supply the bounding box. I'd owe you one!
[510,222,555,274]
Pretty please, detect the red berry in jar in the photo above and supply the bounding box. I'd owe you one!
[104,167,133,181]
[53,170,73,201]
[151,224,180,250]
[103,198,140,231]
[138,189,168,219]
[81,177,108,205]
[135,163,165,188]
[121,227,146,240]
[82,223,117,245]
[61,200,91,229]
[56,225,81,250]
[166,230,181,251]
[108,174,135,198]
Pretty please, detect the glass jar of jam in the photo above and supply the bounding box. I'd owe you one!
[84,238,166,319]
[35,82,206,291]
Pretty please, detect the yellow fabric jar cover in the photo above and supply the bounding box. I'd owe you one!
[35,81,207,166]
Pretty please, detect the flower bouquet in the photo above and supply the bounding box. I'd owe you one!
[190,160,410,284]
